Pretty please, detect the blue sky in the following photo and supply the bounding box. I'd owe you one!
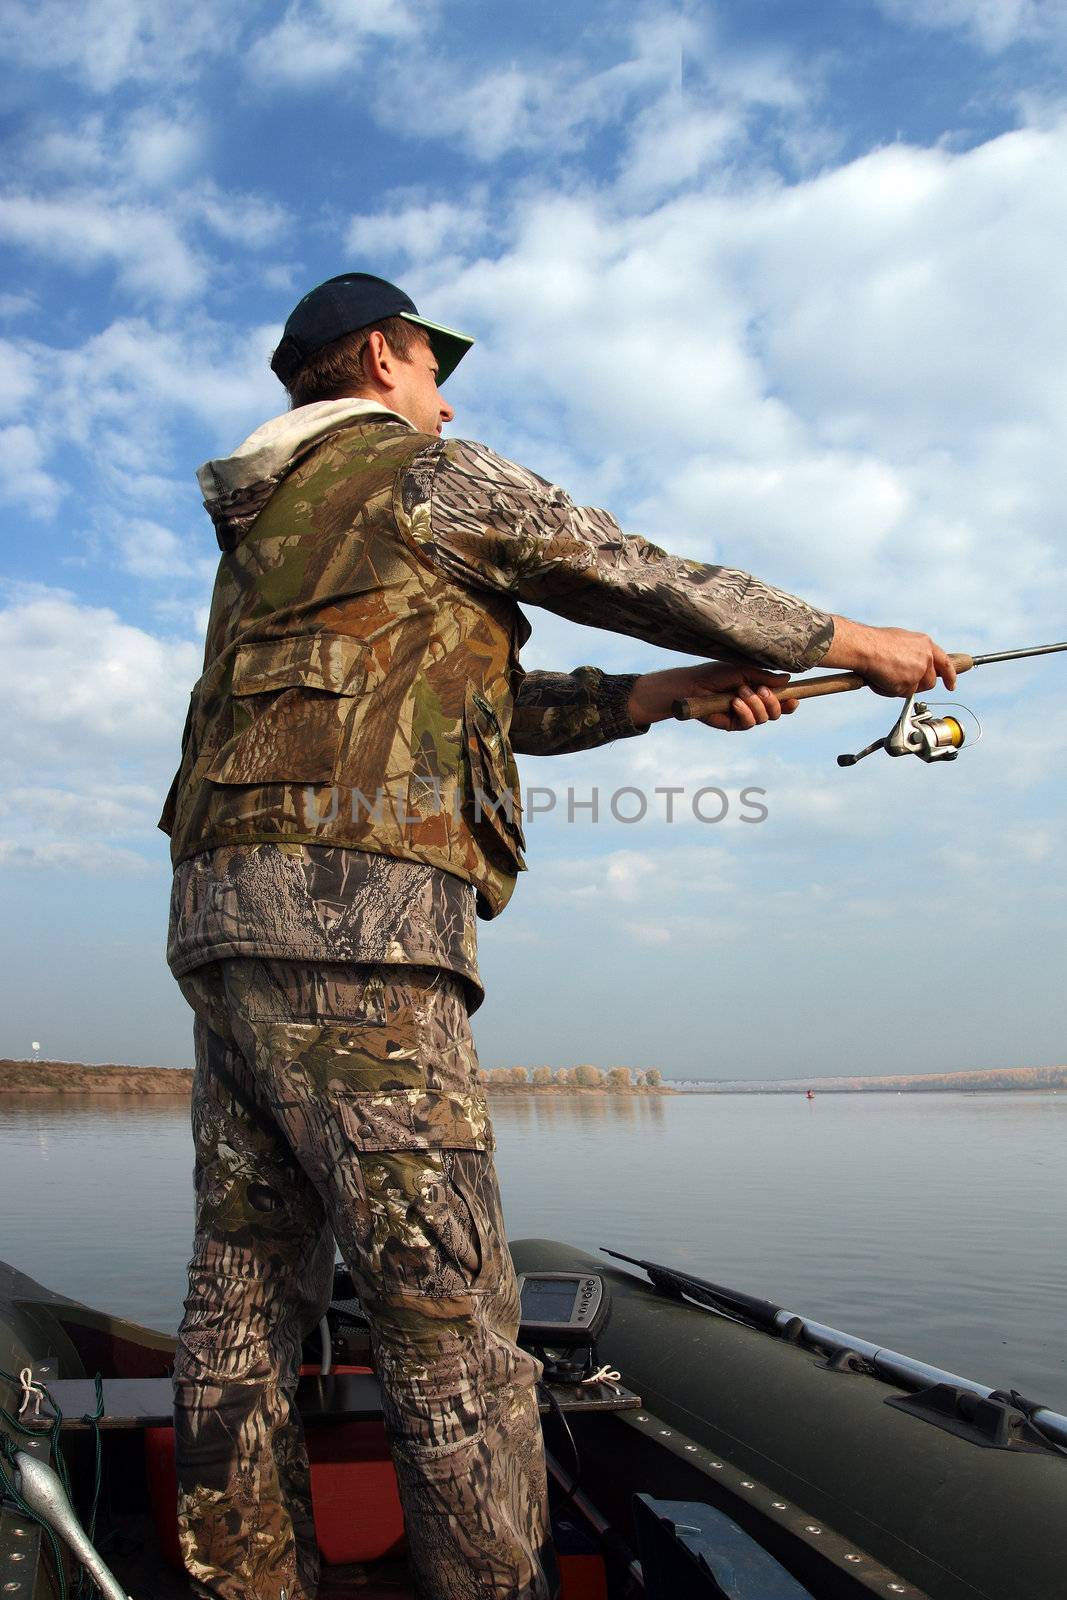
[1,0,1064,1076]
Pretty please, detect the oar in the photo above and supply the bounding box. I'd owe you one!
[672,642,1067,722]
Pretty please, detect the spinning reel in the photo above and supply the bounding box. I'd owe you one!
[837,695,977,768]
[673,640,1066,770]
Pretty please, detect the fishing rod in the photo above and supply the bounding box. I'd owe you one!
[672,641,1067,768]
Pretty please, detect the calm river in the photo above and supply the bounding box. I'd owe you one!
[2,1090,1064,1411]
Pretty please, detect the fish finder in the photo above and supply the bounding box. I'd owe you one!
[517,1272,607,1346]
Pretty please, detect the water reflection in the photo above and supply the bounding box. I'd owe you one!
[491,1093,666,1128]
[1,1092,190,1121]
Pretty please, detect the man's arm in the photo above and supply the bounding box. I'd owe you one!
[510,667,645,755]
[409,439,834,672]
[403,438,955,703]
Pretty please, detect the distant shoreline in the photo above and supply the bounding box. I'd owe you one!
[675,1065,1067,1094]
[0,1060,670,1096]
[0,1061,193,1095]
[2,1060,1062,1097]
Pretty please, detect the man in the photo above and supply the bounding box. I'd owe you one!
[161,272,955,1600]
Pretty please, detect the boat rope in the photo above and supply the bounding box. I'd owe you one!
[579,1364,622,1388]
[1,1363,107,1598]
[990,1389,1067,1460]
[75,1374,107,1594]
[17,1366,48,1419]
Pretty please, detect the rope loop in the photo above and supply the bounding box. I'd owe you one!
[579,1363,622,1387]
[16,1366,48,1420]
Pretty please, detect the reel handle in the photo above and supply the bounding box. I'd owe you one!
[673,652,975,721]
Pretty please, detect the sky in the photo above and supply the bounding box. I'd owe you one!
[0,0,1064,1078]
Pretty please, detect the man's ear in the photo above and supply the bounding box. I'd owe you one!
[362,330,398,392]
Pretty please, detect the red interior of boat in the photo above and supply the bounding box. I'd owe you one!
[142,1365,606,1596]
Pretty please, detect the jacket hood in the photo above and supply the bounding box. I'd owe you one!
[197,398,413,551]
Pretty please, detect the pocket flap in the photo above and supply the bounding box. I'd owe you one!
[232,634,366,697]
[464,688,526,860]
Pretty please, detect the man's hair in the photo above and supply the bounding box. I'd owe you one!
[283,316,424,408]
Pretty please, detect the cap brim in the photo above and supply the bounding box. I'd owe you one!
[399,312,474,384]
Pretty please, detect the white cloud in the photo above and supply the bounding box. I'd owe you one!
[0,590,199,764]
[430,112,1067,642]
[196,188,289,249]
[616,101,748,203]
[29,106,206,191]
[0,425,64,517]
[0,293,35,320]
[0,841,151,874]
[123,109,204,186]
[6,106,286,312]
[0,317,282,560]
[246,0,420,86]
[0,784,160,837]
[0,342,37,418]
[366,8,820,177]
[0,193,206,301]
[114,519,216,583]
[647,451,913,581]
[373,38,657,163]
[347,198,492,268]
[46,317,282,458]
[0,0,231,91]
[734,129,1067,443]
[0,589,198,868]
[876,0,1060,52]
[529,842,739,914]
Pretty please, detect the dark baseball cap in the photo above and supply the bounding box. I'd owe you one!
[270,272,474,387]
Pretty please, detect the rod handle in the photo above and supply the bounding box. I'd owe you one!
[672,652,975,722]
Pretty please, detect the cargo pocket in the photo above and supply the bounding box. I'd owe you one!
[463,687,526,866]
[330,982,493,1154]
[356,1147,500,1307]
[335,1087,493,1152]
[206,633,366,786]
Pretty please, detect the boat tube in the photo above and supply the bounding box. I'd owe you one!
[511,1239,1067,1600]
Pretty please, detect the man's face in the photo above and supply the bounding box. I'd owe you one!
[391,332,455,436]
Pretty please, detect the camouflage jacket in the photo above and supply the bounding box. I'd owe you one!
[164,400,832,969]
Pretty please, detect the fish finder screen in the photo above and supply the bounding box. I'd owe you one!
[521,1279,579,1321]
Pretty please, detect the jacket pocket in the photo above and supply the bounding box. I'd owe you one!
[158,685,199,834]
[463,687,526,864]
[206,633,366,786]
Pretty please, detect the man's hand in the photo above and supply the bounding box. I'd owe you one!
[628,663,798,731]
[825,618,958,696]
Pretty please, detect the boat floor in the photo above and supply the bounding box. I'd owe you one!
[103,1514,416,1598]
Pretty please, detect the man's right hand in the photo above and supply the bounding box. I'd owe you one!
[824,617,958,696]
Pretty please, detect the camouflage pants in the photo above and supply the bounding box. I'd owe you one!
[174,960,557,1600]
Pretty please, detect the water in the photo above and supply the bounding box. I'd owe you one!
[1,1090,1064,1411]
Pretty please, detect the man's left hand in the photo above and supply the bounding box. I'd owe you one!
[627,662,798,731]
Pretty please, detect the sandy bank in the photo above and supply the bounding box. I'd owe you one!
[0,1060,193,1095]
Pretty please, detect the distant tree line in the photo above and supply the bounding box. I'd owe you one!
[480,1065,665,1092]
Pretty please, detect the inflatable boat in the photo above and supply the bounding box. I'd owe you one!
[2,1239,1065,1599]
